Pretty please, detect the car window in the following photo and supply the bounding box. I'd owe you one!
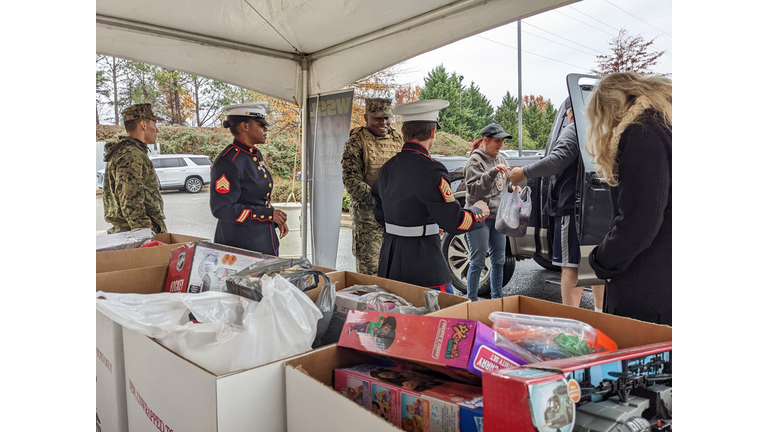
[189,157,212,166]
[150,159,163,168]
[163,158,187,167]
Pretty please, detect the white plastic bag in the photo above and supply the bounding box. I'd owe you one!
[95,274,323,375]
[496,184,532,237]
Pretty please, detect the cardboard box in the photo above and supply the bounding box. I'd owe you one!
[284,296,671,432]
[96,233,207,273]
[335,364,484,432]
[111,271,463,432]
[95,249,334,432]
[482,342,672,432]
[304,272,470,346]
[96,279,165,432]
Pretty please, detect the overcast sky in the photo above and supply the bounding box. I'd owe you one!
[395,0,672,108]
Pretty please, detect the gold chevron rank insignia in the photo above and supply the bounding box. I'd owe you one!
[458,212,473,231]
[439,177,455,202]
[215,174,230,193]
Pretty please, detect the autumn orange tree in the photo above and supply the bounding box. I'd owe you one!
[592,28,667,76]
[520,95,557,149]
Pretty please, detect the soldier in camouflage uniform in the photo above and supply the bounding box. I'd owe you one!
[102,104,168,234]
[341,98,404,275]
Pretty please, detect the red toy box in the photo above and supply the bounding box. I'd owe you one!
[338,311,537,384]
[482,342,672,432]
[164,241,271,293]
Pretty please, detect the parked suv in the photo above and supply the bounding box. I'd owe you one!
[436,74,610,297]
[97,153,212,193]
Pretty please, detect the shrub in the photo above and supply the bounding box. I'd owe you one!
[342,189,350,211]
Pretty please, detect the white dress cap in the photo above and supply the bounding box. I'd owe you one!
[392,99,450,123]
[223,101,270,125]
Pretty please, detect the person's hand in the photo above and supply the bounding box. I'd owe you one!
[492,164,510,173]
[439,228,444,236]
[507,167,526,185]
[277,221,289,239]
[273,209,288,226]
[474,200,490,217]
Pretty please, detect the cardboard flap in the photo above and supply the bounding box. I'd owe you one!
[96,265,168,294]
[285,344,373,387]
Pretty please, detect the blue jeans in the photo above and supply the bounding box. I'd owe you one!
[465,219,507,301]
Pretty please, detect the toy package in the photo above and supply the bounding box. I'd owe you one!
[164,241,271,293]
[323,288,441,347]
[488,312,617,361]
[482,342,671,432]
[96,228,155,252]
[334,363,484,432]
[225,256,331,301]
[338,311,536,384]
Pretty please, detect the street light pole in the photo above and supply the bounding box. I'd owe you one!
[458,75,464,110]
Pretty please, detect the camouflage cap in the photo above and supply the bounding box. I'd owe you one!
[122,104,161,122]
[365,98,393,118]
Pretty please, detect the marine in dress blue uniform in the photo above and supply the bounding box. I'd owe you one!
[372,100,489,292]
[210,102,286,255]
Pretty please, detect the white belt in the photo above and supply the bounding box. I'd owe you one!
[385,223,440,237]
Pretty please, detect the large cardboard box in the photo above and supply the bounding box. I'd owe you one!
[117,271,467,432]
[96,281,165,432]
[95,255,335,432]
[96,233,207,274]
[284,296,672,432]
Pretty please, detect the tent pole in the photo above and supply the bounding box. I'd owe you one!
[300,59,309,258]
[517,20,523,157]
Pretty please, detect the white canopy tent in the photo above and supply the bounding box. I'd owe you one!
[97,0,576,259]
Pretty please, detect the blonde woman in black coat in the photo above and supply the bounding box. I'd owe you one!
[585,72,672,325]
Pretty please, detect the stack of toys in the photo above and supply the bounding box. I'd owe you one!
[488,312,617,361]
[225,256,331,301]
[335,363,483,432]
[338,311,536,385]
[334,310,622,431]
[323,287,441,345]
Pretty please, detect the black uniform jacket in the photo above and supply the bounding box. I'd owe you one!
[372,141,487,287]
[588,112,672,325]
[210,139,279,255]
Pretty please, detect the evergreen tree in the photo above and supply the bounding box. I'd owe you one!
[419,66,495,141]
[418,65,465,138]
[124,61,161,107]
[493,91,519,143]
[461,82,494,140]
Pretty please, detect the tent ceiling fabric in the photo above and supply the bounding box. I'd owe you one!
[97,0,576,103]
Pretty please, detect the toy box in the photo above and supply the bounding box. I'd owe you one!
[164,241,272,293]
[338,311,535,384]
[285,297,671,432]
[482,342,672,432]
[334,364,483,432]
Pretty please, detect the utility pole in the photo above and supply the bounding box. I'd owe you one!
[458,75,464,110]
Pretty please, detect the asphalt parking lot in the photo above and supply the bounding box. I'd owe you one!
[96,188,597,309]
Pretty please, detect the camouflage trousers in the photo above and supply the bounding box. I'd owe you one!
[350,205,384,275]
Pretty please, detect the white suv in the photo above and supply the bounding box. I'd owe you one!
[97,153,212,193]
